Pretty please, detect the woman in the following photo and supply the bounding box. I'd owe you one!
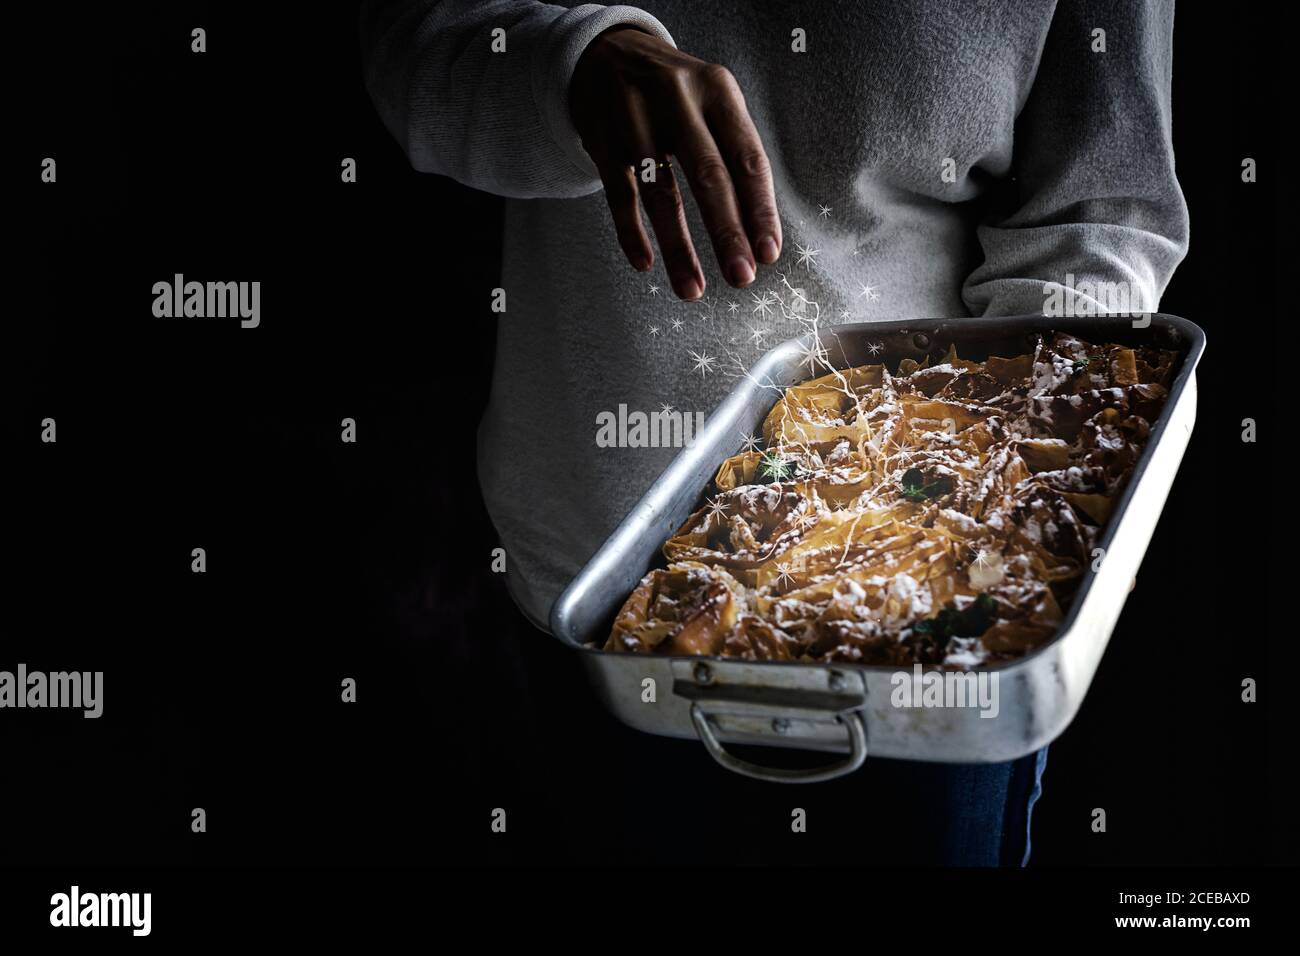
[361,0,1187,865]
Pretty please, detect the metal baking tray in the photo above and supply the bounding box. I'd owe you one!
[550,314,1204,782]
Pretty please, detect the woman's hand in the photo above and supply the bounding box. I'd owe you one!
[569,26,781,300]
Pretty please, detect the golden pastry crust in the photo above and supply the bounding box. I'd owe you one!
[604,333,1176,669]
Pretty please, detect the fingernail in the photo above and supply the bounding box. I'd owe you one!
[757,237,779,263]
[632,257,651,272]
[729,258,755,287]
[680,277,704,300]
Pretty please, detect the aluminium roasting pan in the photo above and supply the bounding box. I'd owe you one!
[549,314,1205,782]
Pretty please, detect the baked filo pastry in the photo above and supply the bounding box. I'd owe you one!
[605,333,1176,669]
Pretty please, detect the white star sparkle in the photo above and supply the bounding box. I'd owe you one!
[670,317,685,331]
[750,290,775,319]
[818,204,832,218]
[648,325,661,337]
[689,349,717,378]
[648,283,661,296]
[740,432,761,453]
[794,241,821,270]
[704,495,728,525]
[796,336,830,374]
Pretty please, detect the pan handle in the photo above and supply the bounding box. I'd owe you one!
[689,703,867,784]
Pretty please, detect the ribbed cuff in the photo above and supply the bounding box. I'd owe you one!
[532,4,677,180]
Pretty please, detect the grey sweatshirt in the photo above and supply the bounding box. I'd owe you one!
[361,0,1188,631]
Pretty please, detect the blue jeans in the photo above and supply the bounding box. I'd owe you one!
[783,745,1052,866]
[603,738,1052,866]
[929,746,1050,866]
[791,745,1050,866]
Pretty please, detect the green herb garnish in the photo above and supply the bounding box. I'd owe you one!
[757,452,800,483]
[912,593,998,645]
[900,467,954,501]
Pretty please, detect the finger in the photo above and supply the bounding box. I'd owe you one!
[596,158,653,272]
[702,68,782,265]
[672,103,757,288]
[623,87,704,300]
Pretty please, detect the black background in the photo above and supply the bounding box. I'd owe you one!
[5,0,1287,880]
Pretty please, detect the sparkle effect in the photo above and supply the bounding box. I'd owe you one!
[689,349,718,378]
[637,252,854,424]
[704,496,729,525]
[794,241,821,271]
[796,335,830,374]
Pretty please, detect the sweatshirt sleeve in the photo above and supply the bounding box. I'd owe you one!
[360,0,676,199]
[961,0,1188,317]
